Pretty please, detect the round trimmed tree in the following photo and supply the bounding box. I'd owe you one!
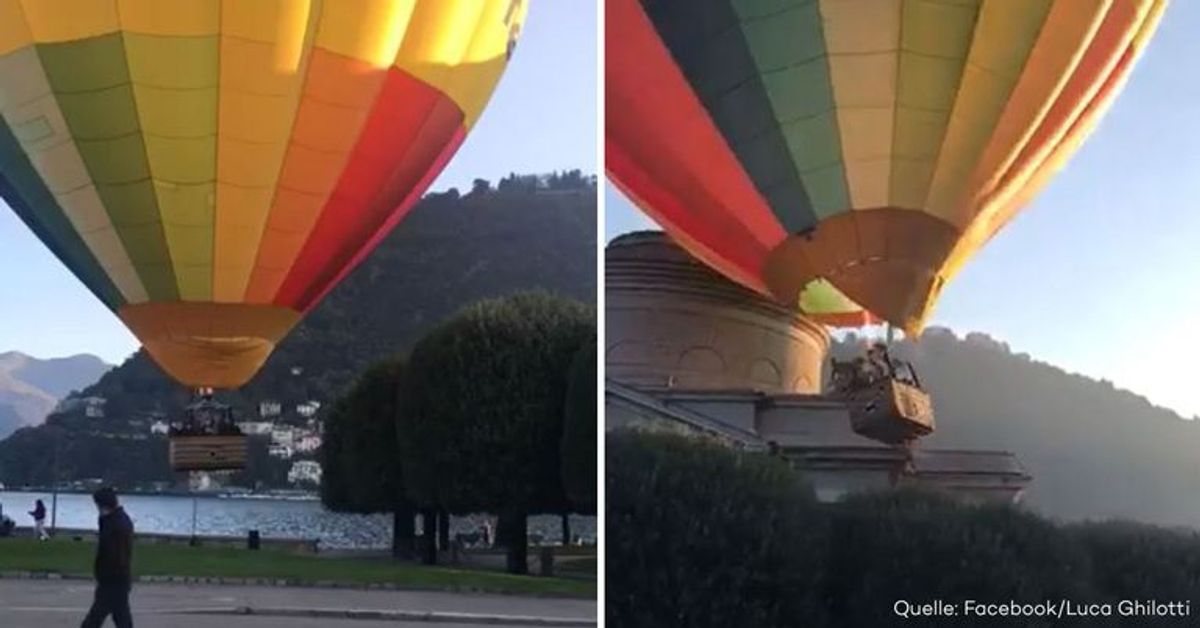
[320,359,416,558]
[399,292,594,573]
[562,335,596,514]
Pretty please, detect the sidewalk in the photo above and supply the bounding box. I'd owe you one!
[0,579,597,627]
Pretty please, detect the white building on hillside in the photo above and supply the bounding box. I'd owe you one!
[288,460,322,485]
[238,421,274,435]
[294,433,322,453]
[54,396,109,418]
[271,426,296,447]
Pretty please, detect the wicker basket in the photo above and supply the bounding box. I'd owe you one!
[847,379,935,444]
[169,435,248,472]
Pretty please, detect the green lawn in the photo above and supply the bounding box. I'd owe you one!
[0,538,594,598]
[556,555,597,577]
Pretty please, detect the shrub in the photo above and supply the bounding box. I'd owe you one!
[825,489,1099,626]
[1068,520,1200,603]
[606,430,828,628]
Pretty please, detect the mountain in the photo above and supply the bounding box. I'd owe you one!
[0,174,597,488]
[832,329,1200,529]
[0,352,110,438]
[0,352,112,398]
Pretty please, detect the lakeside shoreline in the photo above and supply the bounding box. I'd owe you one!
[0,486,318,501]
[1,490,599,550]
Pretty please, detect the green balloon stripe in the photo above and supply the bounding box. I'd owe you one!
[0,116,125,310]
[36,33,179,301]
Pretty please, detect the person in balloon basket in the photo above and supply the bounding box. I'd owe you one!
[81,487,135,628]
[29,498,48,540]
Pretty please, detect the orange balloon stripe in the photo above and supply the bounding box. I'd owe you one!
[975,2,1144,225]
[274,66,466,311]
[241,48,389,303]
[987,29,1149,247]
[934,0,1165,286]
[290,127,465,314]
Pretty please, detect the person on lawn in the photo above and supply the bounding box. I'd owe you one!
[29,498,48,540]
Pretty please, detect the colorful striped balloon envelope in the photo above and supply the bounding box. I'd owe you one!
[608,0,1164,333]
[0,0,527,388]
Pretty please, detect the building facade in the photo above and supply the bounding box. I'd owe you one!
[605,232,1031,504]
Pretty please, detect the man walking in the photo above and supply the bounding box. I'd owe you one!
[81,487,134,628]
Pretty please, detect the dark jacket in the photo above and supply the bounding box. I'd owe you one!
[94,507,134,586]
[31,502,45,520]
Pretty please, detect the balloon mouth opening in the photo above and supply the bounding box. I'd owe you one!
[118,302,301,389]
[760,209,958,334]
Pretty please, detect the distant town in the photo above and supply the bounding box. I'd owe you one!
[51,395,325,492]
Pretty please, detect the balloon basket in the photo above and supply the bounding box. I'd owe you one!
[168,392,246,472]
[845,379,935,445]
[169,435,247,472]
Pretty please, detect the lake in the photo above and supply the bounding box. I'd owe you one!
[0,490,595,549]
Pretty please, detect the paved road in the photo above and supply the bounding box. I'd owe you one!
[0,579,596,627]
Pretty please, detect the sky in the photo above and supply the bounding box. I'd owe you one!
[606,3,1200,419]
[0,2,597,366]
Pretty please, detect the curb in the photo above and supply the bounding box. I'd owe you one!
[177,606,596,626]
[0,570,594,599]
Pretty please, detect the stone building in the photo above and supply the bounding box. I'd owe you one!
[605,232,1030,504]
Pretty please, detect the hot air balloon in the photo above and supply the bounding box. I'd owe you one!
[607,0,1164,334]
[0,0,527,388]
[0,1,527,469]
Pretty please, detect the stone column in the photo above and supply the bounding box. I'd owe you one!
[605,231,829,394]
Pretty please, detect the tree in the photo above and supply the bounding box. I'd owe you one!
[470,178,492,195]
[399,292,595,573]
[561,334,596,514]
[320,359,416,559]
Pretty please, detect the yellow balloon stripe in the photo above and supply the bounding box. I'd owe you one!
[13,0,118,43]
[242,1,413,303]
[887,0,979,211]
[964,0,1165,263]
[119,0,219,36]
[820,0,900,210]
[925,0,1052,225]
[213,0,321,303]
[975,0,1153,228]
[964,0,1109,212]
[2,0,525,306]
[317,0,416,68]
[396,0,525,128]
[932,0,1165,311]
[124,22,219,300]
[118,1,220,302]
